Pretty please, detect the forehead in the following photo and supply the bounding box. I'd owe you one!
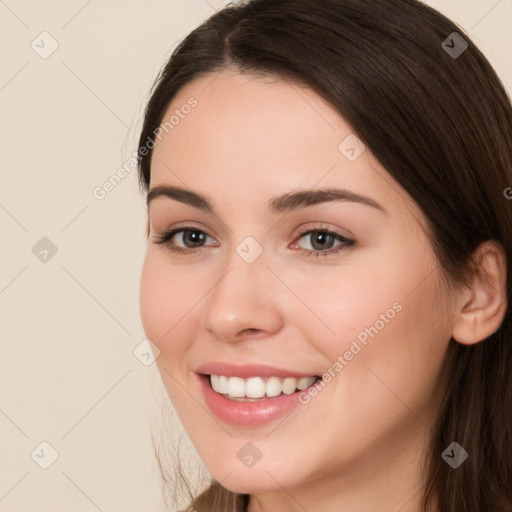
[149,70,422,225]
[152,70,346,169]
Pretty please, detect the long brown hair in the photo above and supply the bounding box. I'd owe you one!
[137,1,512,510]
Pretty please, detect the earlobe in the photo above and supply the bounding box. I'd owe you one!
[452,241,507,346]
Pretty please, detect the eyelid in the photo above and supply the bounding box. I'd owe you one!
[293,221,355,240]
[152,223,217,247]
[151,220,214,239]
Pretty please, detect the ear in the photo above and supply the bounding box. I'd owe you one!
[452,240,508,345]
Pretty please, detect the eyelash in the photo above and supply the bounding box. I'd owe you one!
[153,224,355,259]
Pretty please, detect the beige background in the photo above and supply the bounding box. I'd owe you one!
[1,1,511,511]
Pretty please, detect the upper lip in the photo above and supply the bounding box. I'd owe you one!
[196,362,320,379]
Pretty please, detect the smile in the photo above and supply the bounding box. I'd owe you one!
[209,374,319,401]
[196,363,322,426]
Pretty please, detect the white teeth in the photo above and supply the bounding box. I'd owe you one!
[265,376,282,397]
[282,377,298,395]
[297,376,316,390]
[210,374,220,392]
[218,375,229,394]
[246,377,266,398]
[209,374,318,399]
[228,376,246,398]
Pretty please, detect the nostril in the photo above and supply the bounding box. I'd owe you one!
[238,328,264,339]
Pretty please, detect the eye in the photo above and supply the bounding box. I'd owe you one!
[152,226,217,254]
[291,227,355,258]
[152,224,355,259]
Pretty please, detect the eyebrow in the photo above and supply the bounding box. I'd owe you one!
[146,185,387,215]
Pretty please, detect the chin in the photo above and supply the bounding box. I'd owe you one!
[204,456,306,495]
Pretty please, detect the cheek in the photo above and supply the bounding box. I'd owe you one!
[288,255,411,357]
[319,267,450,439]
[140,253,208,417]
[302,239,443,359]
[299,246,450,417]
[139,252,202,358]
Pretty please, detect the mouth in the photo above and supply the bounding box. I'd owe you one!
[207,374,321,401]
[196,365,323,426]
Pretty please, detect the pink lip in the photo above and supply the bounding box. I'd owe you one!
[195,362,317,379]
[199,375,304,426]
[196,363,320,427]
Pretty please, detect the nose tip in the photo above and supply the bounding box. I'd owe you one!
[201,264,283,344]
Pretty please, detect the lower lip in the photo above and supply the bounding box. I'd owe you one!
[199,375,304,427]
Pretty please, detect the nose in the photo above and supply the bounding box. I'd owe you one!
[201,253,284,344]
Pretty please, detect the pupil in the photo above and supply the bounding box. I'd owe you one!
[312,232,333,250]
[187,231,204,247]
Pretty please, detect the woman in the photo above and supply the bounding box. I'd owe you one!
[137,0,512,510]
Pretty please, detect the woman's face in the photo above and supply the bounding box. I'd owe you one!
[140,70,456,498]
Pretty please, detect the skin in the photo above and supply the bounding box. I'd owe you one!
[139,69,507,512]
